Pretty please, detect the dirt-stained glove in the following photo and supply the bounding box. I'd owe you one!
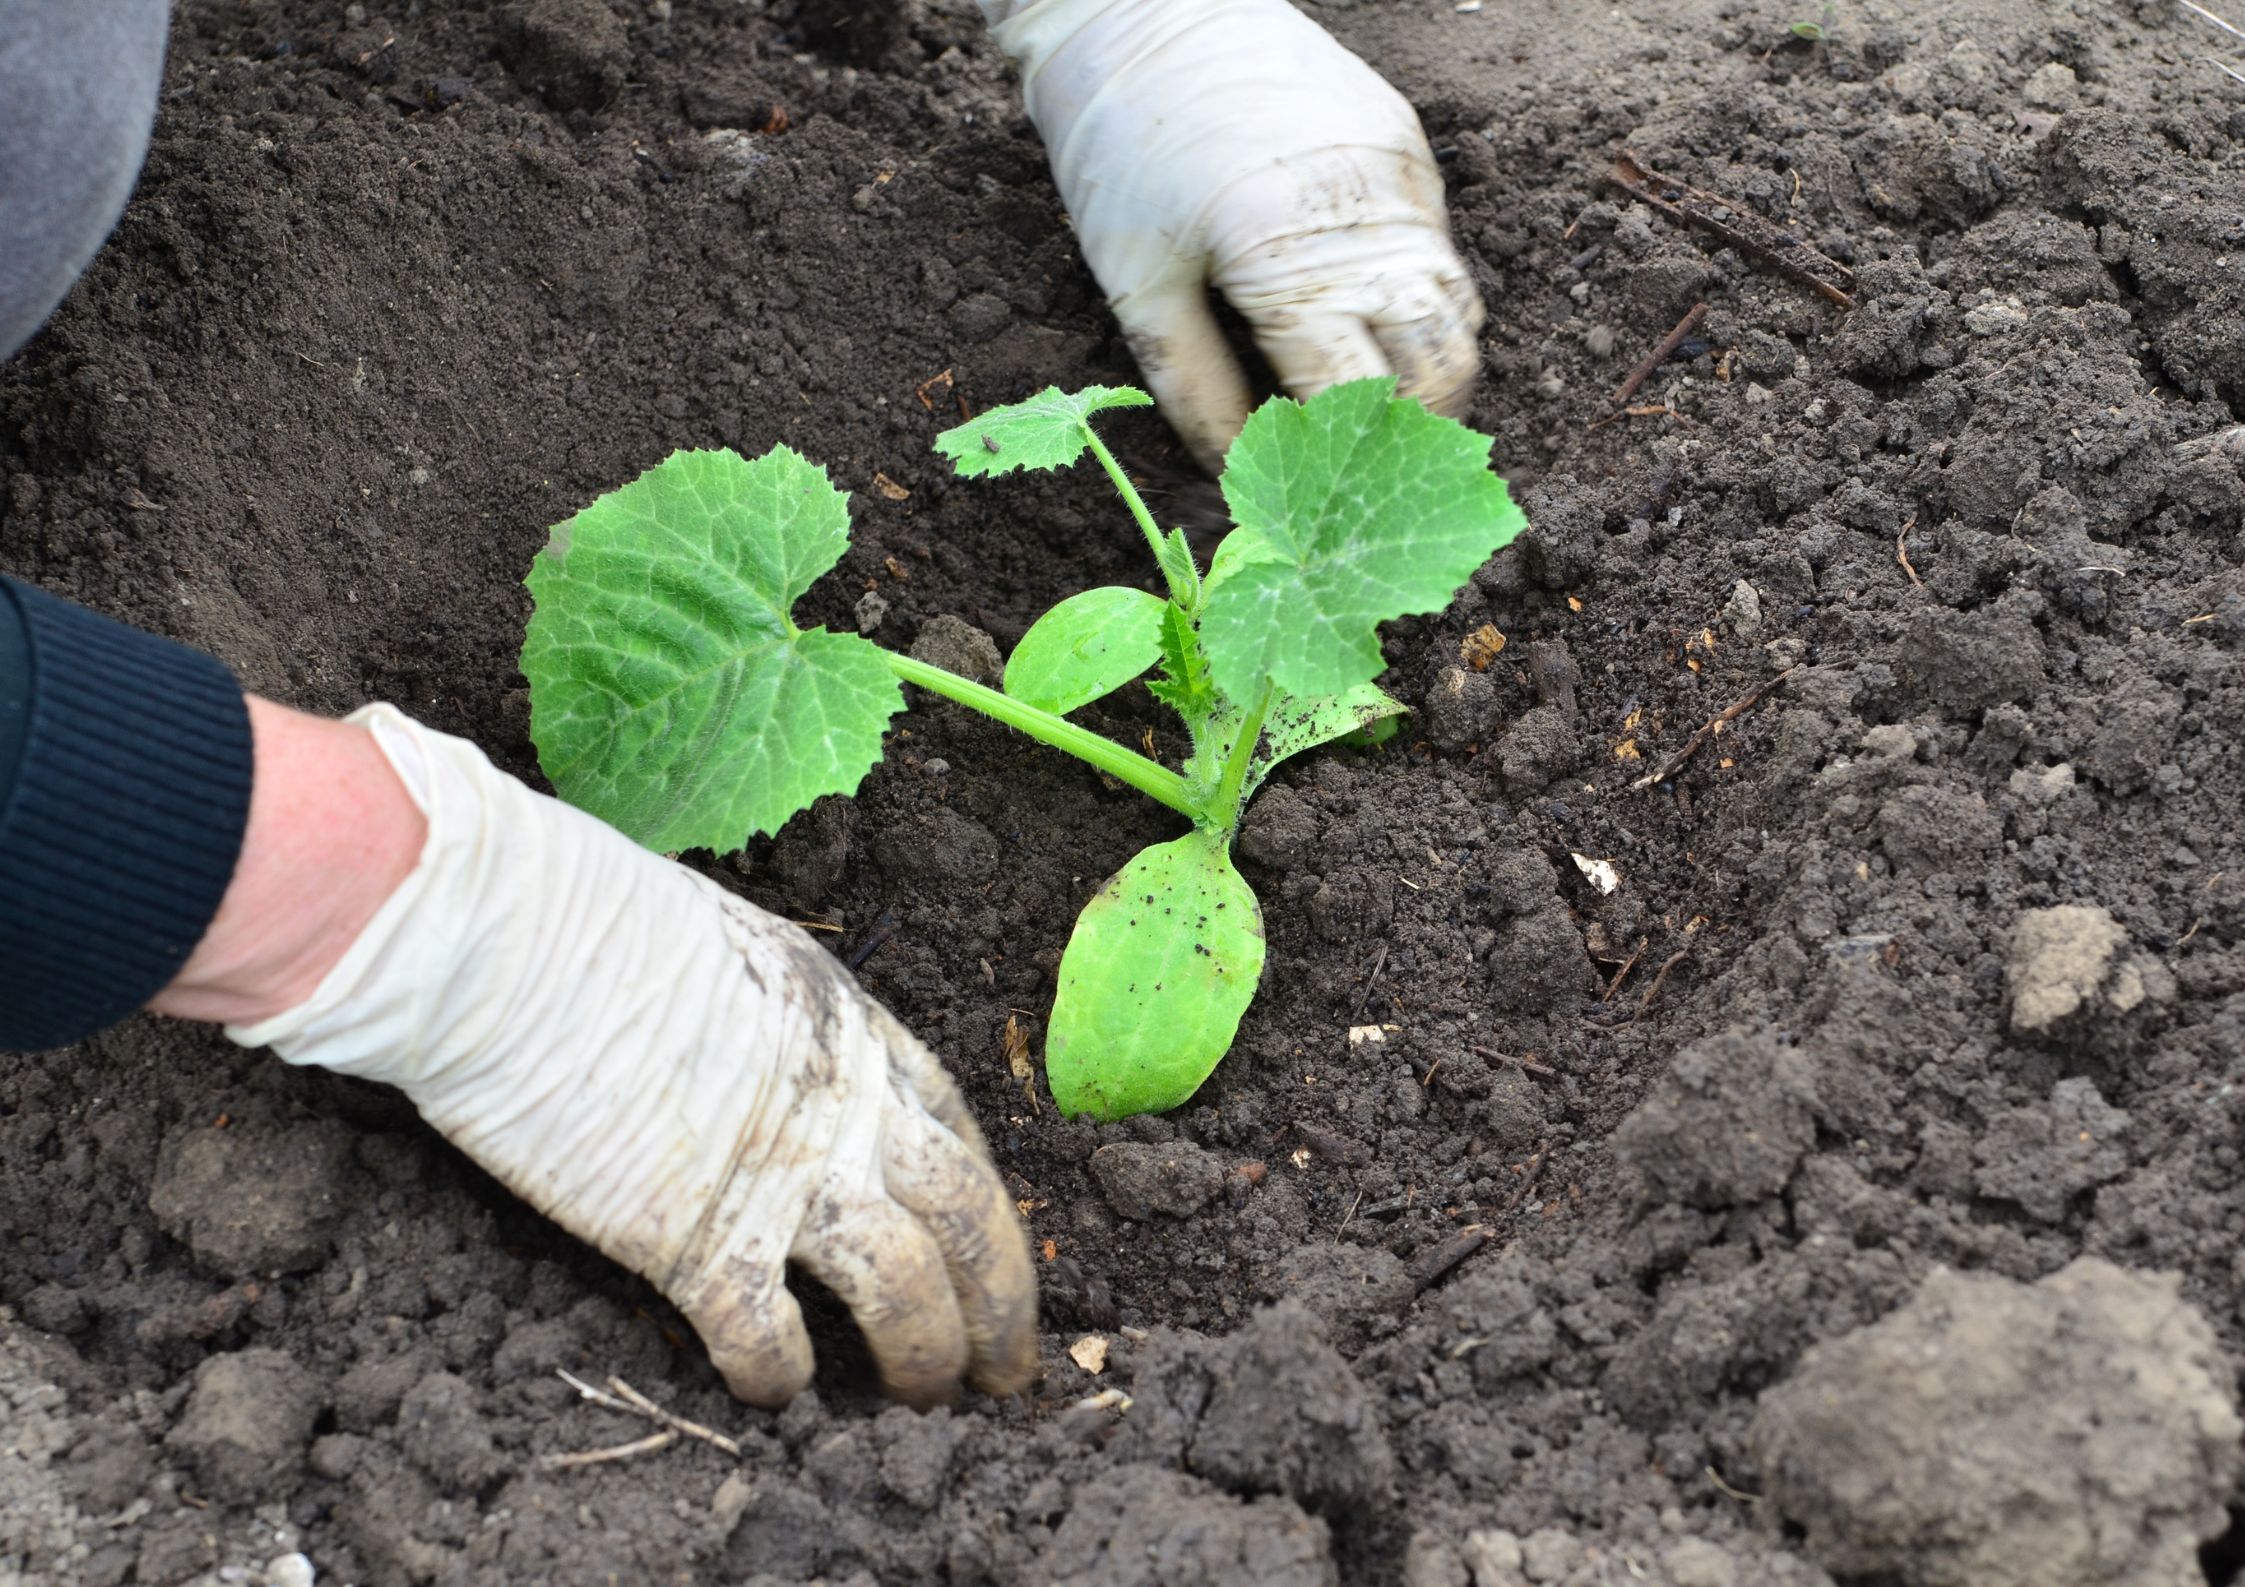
[978,0,1485,469]
[225,706,1038,1409]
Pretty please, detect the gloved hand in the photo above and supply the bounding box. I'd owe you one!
[978,0,1485,470]
[225,706,1038,1409]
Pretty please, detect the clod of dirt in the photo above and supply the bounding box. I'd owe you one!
[1495,705,1577,795]
[1750,1258,2241,1587]
[165,1348,324,1505]
[871,804,1001,885]
[1874,785,1999,875]
[1254,1241,1410,1349]
[2004,904,2147,1035]
[1897,608,2044,711]
[1089,1141,1226,1221]
[1424,667,1500,751]
[499,0,629,111]
[1123,1301,1395,1514]
[146,1119,356,1276]
[1238,785,1320,873]
[1612,1031,1816,1210]
[1042,1465,1336,1587]
[1971,1077,2130,1223]
[396,1372,505,1488]
[908,614,1004,687]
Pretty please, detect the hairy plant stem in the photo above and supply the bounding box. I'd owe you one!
[1207,681,1274,834]
[1082,428,1196,609]
[883,652,1199,822]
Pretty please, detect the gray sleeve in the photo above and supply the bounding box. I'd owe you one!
[0,0,174,362]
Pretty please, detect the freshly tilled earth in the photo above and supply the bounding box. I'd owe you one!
[4,1,2245,1584]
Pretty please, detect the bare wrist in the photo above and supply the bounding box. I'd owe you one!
[148,697,427,1027]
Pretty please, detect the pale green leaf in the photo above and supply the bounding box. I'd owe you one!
[933,385,1152,478]
[1003,586,1167,715]
[523,447,902,853]
[1046,831,1266,1120]
[1203,524,1280,593]
[1243,684,1407,802]
[1200,378,1527,700]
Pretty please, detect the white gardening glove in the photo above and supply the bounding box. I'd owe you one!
[226,707,1037,1409]
[979,0,1485,470]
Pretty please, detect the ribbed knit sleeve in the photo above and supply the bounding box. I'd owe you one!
[0,577,253,1050]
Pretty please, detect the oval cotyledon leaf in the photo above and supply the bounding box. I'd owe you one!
[1045,829,1266,1120]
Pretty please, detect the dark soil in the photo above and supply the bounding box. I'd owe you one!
[6,1,2245,1584]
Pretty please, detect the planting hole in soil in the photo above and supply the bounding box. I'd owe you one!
[5,2,2245,1585]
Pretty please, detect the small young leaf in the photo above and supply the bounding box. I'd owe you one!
[933,386,1152,478]
[1154,526,1201,607]
[1244,684,1407,801]
[1003,586,1167,716]
[523,447,902,853]
[1200,378,1527,701]
[1045,830,1267,1120]
[1145,602,1215,725]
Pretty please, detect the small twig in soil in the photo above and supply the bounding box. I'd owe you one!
[2178,0,2245,45]
[1602,940,1648,1001]
[1352,943,1391,1020]
[1410,1224,1495,1294]
[1636,950,1691,1015]
[2208,55,2245,86]
[846,912,899,971]
[1472,1044,1557,1080]
[1609,151,1857,309]
[606,1376,744,1456]
[1896,517,1923,588]
[540,1430,681,1471]
[1587,402,1691,432]
[1611,301,1709,406]
[1630,666,1797,790]
[2175,426,2245,463]
[1494,1152,1549,1220]
[1706,1466,1764,1505]
[554,1369,743,1457]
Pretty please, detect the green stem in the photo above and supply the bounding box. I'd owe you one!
[1208,681,1275,833]
[1083,427,1196,609]
[884,652,1201,823]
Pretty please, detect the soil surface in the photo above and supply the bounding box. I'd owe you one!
[6,1,2245,1584]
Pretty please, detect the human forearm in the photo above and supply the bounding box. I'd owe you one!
[146,698,425,1027]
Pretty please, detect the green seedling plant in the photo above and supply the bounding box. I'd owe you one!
[521,378,1524,1120]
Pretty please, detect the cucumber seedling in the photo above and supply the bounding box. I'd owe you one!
[521,379,1524,1119]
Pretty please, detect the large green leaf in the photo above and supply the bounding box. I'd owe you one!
[933,385,1152,478]
[1199,378,1527,701]
[1046,831,1266,1120]
[522,447,902,854]
[1003,586,1167,716]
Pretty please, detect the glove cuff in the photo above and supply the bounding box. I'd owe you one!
[223,705,471,1076]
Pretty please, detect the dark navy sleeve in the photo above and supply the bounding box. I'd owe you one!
[0,577,252,1050]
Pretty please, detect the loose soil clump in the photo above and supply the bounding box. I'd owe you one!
[5,1,2245,1583]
